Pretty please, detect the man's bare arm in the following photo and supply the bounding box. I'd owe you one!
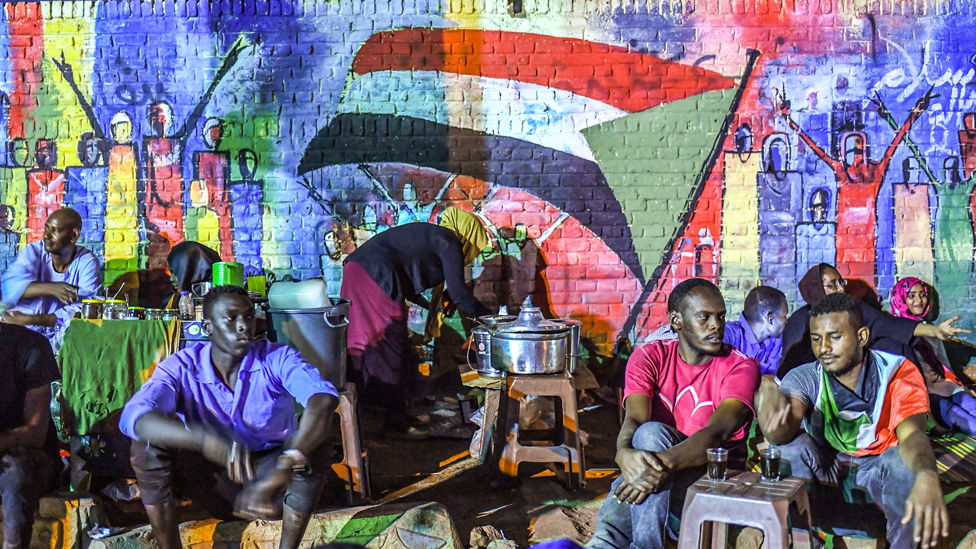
[756,378,807,445]
[657,398,753,471]
[895,413,948,549]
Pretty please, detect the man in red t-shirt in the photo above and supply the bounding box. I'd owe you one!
[587,279,761,549]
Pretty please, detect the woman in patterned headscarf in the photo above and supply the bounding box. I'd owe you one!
[890,277,976,434]
[340,207,492,438]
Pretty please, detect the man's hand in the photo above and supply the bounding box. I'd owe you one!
[614,448,670,503]
[757,378,790,430]
[201,435,253,484]
[233,464,291,520]
[902,471,949,548]
[38,282,79,304]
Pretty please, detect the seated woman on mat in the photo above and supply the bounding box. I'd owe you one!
[890,277,976,435]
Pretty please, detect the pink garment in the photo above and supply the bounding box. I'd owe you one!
[889,276,928,320]
[340,260,410,387]
[624,340,760,461]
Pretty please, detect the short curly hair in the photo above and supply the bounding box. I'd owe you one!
[810,292,863,329]
[202,285,251,319]
[668,278,721,313]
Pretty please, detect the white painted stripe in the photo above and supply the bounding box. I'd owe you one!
[339,71,630,162]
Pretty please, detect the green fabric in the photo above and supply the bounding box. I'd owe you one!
[58,319,179,435]
[820,366,871,454]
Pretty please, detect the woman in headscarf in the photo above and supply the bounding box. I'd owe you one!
[891,277,976,434]
[164,242,221,309]
[341,207,492,438]
[777,263,967,378]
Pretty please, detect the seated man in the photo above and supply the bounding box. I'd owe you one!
[758,292,948,549]
[0,323,62,549]
[120,286,339,549]
[587,279,761,549]
[1,208,101,341]
[724,286,788,376]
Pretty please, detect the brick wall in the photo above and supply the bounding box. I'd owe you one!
[0,0,974,353]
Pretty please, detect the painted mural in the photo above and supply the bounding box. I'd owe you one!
[6,0,976,354]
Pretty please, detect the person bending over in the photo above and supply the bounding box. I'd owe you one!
[120,285,339,549]
[586,279,760,549]
[724,285,788,376]
[1,208,101,343]
[758,292,948,549]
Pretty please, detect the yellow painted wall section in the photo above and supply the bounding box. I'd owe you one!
[42,2,97,170]
[2,168,29,250]
[719,151,761,315]
[105,146,139,281]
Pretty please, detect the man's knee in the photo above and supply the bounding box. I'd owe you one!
[0,450,48,492]
[632,422,681,453]
[772,432,823,479]
[879,446,914,484]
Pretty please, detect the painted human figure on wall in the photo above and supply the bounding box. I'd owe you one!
[795,187,837,281]
[63,132,109,264]
[26,139,65,244]
[105,112,140,277]
[190,118,233,260]
[892,157,934,282]
[779,90,932,284]
[2,137,31,246]
[229,148,264,269]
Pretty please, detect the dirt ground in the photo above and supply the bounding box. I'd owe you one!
[101,370,976,549]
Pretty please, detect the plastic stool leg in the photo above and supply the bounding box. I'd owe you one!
[677,517,709,549]
[478,388,502,465]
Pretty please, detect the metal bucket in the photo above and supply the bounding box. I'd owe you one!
[555,319,582,374]
[471,326,504,378]
[267,299,351,389]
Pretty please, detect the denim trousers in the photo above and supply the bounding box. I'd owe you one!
[0,448,59,549]
[586,422,703,549]
[772,433,916,549]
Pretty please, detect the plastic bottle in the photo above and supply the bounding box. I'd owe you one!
[178,291,193,320]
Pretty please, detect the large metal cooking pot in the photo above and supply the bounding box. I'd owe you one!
[488,304,571,374]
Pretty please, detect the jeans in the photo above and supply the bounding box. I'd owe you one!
[772,434,916,549]
[586,423,703,549]
[130,441,330,519]
[0,449,59,549]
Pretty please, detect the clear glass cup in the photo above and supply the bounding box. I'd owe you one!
[707,448,728,481]
[760,447,781,482]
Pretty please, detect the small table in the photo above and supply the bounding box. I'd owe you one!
[677,471,814,549]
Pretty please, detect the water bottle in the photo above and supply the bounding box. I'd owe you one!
[178,291,193,320]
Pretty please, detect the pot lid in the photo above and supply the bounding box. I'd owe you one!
[493,298,570,334]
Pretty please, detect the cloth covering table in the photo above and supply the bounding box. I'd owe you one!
[58,319,180,436]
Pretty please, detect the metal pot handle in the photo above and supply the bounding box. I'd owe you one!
[322,313,350,328]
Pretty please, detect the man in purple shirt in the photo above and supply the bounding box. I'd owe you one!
[120,286,339,549]
[723,286,788,376]
[1,209,101,343]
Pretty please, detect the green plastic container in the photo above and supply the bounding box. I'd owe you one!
[212,261,245,287]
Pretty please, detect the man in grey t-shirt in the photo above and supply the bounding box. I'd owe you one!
[757,293,946,549]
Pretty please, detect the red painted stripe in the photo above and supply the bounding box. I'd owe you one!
[352,28,736,113]
[6,3,44,139]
